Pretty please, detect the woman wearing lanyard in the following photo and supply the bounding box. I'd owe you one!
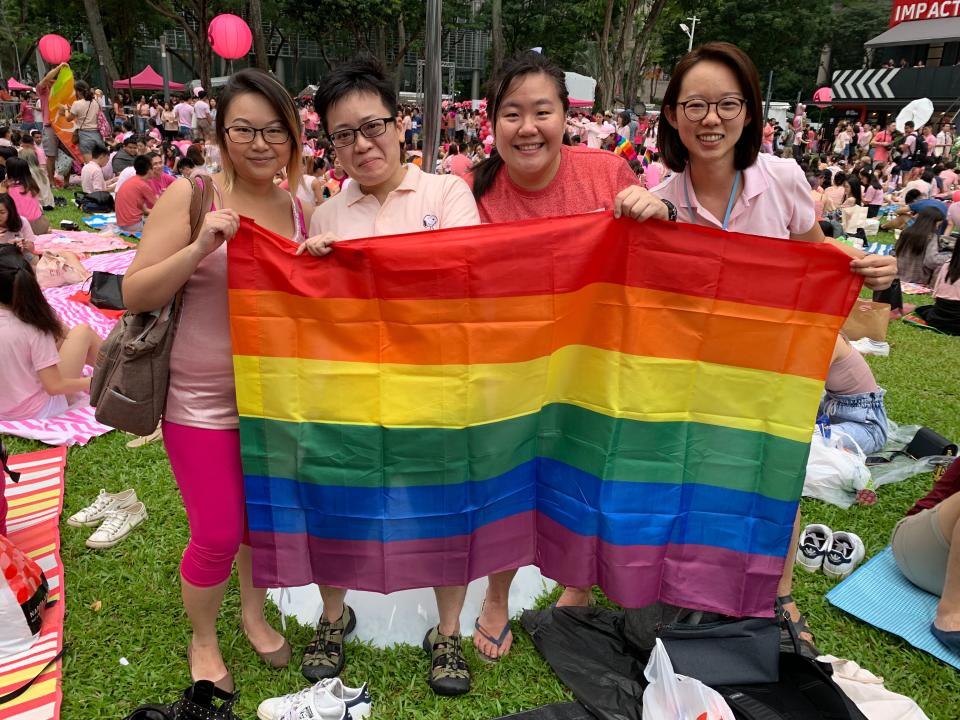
[619,41,896,645]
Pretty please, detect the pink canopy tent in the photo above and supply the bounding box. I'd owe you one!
[113,66,185,92]
[569,98,594,109]
[7,78,33,91]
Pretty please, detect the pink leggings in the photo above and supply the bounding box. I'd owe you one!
[162,420,249,587]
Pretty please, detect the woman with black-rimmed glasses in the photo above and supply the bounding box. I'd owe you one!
[122,68,311,695]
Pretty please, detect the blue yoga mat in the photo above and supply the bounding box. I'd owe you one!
[827,546,960,669]
[82,213,141,239]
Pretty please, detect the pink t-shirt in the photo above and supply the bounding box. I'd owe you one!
[0,307,61,420]
[652,153,816,238]
[446,153,472,178]
[81,161,106,193]
[872,131,892,163]
[933,263,960,301]
[475,145,638,224]
[762,125,774,146]
[310,163,479,239]
[863,185,884,206]
[643,162,662,189]
[7,185,41,221]
[174,102,194,126]
[148,172,176,197]
[115,175,156,226]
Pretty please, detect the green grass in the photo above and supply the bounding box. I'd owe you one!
[4,208,960,718]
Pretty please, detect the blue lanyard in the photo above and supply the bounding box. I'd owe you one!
[683,170,742,231]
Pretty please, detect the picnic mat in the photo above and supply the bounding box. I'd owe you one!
[865,242,894,256]
[33,232,134,254]
[0,448,67,720]
[80,214,140,239]
[827,546,960,670]
[0,251,135,445]
[900,282,933,295]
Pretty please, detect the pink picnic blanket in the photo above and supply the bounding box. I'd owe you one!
[42,250,135,339]
[0,251,136,446]
[33,231,135,254]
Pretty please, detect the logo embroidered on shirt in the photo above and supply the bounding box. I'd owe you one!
[422,214,439,229]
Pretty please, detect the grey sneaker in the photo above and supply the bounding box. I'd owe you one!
[85,501,147,548]
[423,625,471,696]
[301,605,356,682]
[67,488,138,527]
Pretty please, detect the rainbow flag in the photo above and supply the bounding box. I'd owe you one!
[228,214,861,616]
[614,134,637,161]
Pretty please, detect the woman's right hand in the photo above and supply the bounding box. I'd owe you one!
[192,208,240,259]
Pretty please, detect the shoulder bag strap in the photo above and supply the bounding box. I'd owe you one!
[0,647,65,705]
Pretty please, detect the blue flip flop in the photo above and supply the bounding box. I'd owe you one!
[473,618,512,663]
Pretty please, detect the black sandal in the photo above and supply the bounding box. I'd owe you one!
[776,595,820,659]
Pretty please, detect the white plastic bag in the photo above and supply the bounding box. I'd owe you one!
[642,639,735,720]
[802,429,872,509]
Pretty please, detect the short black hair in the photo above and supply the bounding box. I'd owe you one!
[123,135,140,147]
[314,55,397,135]
[133,154,152,176]
[904,188,921,204]
[91,144,109,159]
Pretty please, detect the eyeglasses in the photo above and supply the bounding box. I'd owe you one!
[676,97,746,122]
[328,116,395,148]
[224,125,291,144]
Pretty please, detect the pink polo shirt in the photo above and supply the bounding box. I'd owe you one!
[309,163,480,239]
[651,153,815,238]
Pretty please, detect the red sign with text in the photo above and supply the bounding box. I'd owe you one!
[891,0,960,26]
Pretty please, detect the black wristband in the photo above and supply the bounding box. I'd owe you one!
[660,198,678,222]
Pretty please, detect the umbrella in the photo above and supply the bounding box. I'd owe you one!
[895,98,933,133]
[299,84,318,99]
[812,87,831,108]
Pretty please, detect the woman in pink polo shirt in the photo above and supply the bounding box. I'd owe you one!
[619,40,897,649]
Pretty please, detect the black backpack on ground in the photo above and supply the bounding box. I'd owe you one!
[74,190,115,214]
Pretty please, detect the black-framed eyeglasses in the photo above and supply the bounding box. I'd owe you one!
[224,125,291,144]
[676,97,746,122]
[328,116,395,148]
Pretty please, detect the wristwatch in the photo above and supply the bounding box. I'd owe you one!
[660,198,678,222]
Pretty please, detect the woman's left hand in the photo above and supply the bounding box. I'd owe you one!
[613,185,669,222]
[850,253,897,290]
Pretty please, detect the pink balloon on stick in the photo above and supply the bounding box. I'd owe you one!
[38,34,71,64]
[208,14,252,60]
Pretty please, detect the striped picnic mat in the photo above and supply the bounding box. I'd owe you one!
[0,448,66,720]
[80,214,140,239]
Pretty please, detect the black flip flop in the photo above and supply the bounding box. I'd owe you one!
[473,618,512,663]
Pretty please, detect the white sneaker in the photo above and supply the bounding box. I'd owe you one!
[257,679,351,720]
[85,501,147,549]
[849,338,890,357]
[796,523,833,573]
[823,531,865,580]
[67,488,138,527]
[323,679,371,720]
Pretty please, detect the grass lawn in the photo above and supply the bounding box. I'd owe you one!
[5,203,960,719]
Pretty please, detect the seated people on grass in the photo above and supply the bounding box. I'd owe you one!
[81,144,118,193]
[297,55,480,698]
[881,188,947,232]
[892,460,960,652]
[819,335,888,454]
[913,240,960,335]
[893,207,951,286]
[0,245,101,421]
[115,154,157,234]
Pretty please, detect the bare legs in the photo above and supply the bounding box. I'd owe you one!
[934,493,960,632]
[319,583,466,636]
[56,324,100,404]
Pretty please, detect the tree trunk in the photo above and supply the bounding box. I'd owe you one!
[82,0,120,84]
[596,0,616,110]
[249,0,269,71]
[623,0,668,107]
[491,0,505,70]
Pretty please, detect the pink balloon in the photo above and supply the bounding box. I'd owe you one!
[208,14,252,60]
[38,34,71,65]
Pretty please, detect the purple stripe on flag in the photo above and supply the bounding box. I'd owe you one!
[251,511,785,616]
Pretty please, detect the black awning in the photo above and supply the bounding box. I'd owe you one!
[866,17,960,48]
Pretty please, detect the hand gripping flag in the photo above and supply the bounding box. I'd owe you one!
[228,213,861,617]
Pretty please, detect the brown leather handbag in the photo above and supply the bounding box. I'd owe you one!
[89,175,214,436]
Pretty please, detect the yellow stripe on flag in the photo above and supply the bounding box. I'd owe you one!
[235,344,823,443]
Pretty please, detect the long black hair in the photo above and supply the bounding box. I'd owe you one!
[0,245,63,339]
[895,207,942,258]
[471,51,569,201]
[5,157,40,197]
[0,193,22,233]
[846,176,862,206]
[945,236,960,285]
